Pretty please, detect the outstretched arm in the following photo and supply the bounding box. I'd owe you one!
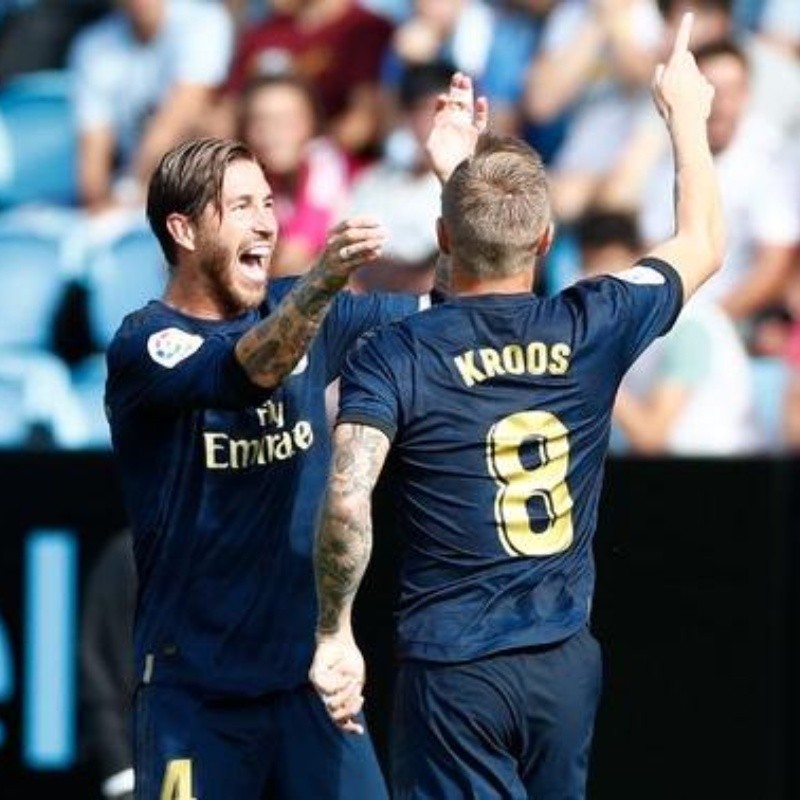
[235,217,386,388]
[309,422,391,734]
[646,12,725,302]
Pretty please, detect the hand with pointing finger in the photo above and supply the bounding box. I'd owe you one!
[425,71,489,185]
[651,12,715,128]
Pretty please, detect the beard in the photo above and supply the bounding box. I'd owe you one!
[197,235,267,315]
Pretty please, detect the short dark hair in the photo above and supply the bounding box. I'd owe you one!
[658,0,732,19]
[146,137,260,266]
[238,72,324,138]
[693,37,749,71]
[398,61,456,110]
[574,207,642,253]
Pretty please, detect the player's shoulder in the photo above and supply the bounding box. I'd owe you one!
[107,301,202,369]
[561,258,678,302]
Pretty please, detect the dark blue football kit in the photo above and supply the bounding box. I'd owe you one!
[336,258,683,799]
[105,277,418,800]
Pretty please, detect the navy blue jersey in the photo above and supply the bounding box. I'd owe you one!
[105,278,417,695]
[337,258,683,663]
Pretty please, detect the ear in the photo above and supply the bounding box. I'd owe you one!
[436,217,451,255]
[166,213,197,254]
[535,221,555,258]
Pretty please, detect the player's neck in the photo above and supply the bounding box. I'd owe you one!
[451,270,533,297]
[163,277,242,321]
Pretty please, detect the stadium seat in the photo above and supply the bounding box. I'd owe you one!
[70,352,110,450]
[84,225,166,349]
[750,355,790,451]
[0,225,69,349]
[0,350,88,449]
[0,69,78,207]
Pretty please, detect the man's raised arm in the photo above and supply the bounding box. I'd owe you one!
[235,217,385,388]
[646,12,725,302]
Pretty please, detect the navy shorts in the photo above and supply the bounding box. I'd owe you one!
[133,682,388,800]
[390,626,603,800]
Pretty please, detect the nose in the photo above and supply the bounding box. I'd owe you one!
[253,205,276,237]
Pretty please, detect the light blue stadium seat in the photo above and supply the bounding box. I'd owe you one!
[70,352,110,450]
[750,355,790,451]
[85,225,167,349]
[0,69,78,207]
[0,350,88,448]
[0,225,68,349]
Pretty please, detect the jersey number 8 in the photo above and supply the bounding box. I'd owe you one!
[486,410,574,557]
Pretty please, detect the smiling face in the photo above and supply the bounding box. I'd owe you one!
[192,159,278,314]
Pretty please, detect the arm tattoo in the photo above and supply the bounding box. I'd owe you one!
[315,424,390,635]
[235,260,348,388]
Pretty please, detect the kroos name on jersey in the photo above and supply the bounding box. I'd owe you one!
[454,341,572,387]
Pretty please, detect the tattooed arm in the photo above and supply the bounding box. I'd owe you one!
[235,216,386,388]
[309,422,391,734]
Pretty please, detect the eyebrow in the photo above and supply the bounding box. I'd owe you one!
[227,191,273,206]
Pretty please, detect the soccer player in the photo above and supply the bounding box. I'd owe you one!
[310,13,723,799]
[104,136,427,799]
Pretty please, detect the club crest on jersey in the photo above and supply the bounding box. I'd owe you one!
[147,328,204,368]
[615,266,665,285]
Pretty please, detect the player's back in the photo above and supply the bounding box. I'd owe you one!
[337,261,683,663]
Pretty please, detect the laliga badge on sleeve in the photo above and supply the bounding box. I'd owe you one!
[147,327,204,368]
[615,266,666,285]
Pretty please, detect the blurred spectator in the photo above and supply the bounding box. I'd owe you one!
[346,61,452,294]
[67,0,234,214]
[79,528,136,800]
[524,0,664,223]
[238,73,350,277]
[601,38,800,351]
[758,0,800,55]
[382,0,542,135]
[221,0,394,162]
[657,0,800,143]
[574,207,765,455]
[0,0,107,84]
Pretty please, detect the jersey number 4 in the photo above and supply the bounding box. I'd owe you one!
[487,410,574,557]
[160,759,197,800]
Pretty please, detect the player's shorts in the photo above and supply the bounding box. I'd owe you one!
[133,681,388,800]
[390,626,602,800]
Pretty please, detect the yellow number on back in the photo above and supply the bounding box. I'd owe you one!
[160,759,196,800]
[486,410,573,556]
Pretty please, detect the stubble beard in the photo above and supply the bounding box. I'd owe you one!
[199,238,268,315]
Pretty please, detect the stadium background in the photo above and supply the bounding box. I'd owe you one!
[1,0,799,797]
[0,452,797,798]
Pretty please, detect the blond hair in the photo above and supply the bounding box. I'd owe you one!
[441,134,550,279]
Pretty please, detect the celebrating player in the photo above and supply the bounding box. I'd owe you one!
[105,136,424,799]
[311,14,722,798]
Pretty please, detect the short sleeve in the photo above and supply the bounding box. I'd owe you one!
[105,322,270,417]
[321,291,421,382]
[69,27,117,130]
[566,256,684,406]
[336,326,406,441]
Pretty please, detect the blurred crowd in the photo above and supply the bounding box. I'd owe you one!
[0,0,799,455]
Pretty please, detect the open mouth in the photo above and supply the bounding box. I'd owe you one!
[239,244,271,282]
